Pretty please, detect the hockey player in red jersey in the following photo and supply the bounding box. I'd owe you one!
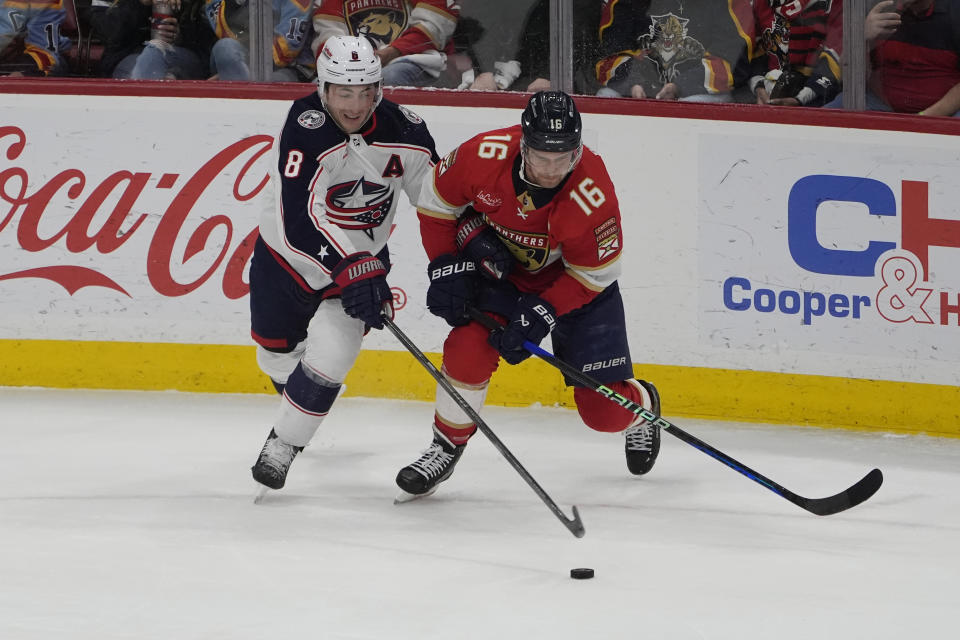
[395,91,661,501]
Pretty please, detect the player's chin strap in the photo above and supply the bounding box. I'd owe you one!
[468,308,884,517]
[381,313,585,538]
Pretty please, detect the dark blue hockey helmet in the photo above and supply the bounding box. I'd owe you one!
[521,91,582,153]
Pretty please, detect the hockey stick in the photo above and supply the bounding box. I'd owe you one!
[381,315,585,538]
[469,309,883,516]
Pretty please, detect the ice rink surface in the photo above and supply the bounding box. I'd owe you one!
[1,387,957,639]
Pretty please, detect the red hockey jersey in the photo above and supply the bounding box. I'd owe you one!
[417,125,625,316]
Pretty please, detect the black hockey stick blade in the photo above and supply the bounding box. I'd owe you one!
[652,416,884,516]
[467,308,883,517]
[788,468,883,516]
[382,315,585,538]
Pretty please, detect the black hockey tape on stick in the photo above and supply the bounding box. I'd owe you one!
[468,309,883,517]
[381,314,585,538]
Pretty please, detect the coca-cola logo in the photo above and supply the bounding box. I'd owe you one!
[0,126,273,300]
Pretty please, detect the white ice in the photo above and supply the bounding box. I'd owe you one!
[1,387,957,639]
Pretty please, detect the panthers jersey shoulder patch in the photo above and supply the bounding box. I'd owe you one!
[438,148,457,175]
[594,217,620,260]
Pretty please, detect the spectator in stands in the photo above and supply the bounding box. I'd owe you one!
[205,0,314,81]
[595,0,753,103]
[125,0,216,80]
[312,0,458,87]
[827,0,960,116]
[748,0,842,107]
[0,0,71,76]
[90,0,150,78]
[464,0,601,94]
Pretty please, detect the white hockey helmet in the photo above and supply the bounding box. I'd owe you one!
[316,35,383,106]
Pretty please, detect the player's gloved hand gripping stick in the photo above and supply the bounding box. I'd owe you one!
[381,313,585,538]
[469,309,884,517]
[331,253,393,329]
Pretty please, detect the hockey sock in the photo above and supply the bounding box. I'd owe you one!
[434,415,478,446]
[274,362,342,447]
[433,371,487,445]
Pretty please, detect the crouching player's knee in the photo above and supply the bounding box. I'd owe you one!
[442,321,501,383]
[573,379,654,432]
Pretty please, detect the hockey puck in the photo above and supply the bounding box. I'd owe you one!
[570,568,595,580]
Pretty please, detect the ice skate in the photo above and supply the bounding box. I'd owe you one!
[395,428,465,503]
[251,428,303,494]
[624,379,661,476]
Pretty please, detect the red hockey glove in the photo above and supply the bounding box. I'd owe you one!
[426,254,478,327]
[456,211,512,281]
[331,253,393,329]
[488,295,557,364]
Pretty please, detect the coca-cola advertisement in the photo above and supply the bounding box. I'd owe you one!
[0,111,272,346]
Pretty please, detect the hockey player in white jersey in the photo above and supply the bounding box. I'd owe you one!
[250,35,440,493]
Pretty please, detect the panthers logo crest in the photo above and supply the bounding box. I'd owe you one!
[637,13,705,83]
[344,1,408,49]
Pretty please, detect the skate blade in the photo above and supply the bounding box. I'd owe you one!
[393,486,437,504]
[253,484,271,504]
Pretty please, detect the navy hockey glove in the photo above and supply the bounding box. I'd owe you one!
[489,295,557,365]
[426,254,478,327]
[331,253,393,329]
[456,212,512,281]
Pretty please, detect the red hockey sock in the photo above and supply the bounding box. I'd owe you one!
[434,416,477,445]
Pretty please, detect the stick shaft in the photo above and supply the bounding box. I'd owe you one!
[469,309,882,516]
[382,317,585,537]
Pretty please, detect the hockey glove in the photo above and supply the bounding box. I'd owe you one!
[489,295,557,365]
[426,254,478,327]
[456,212,512,281]
[331,253,393,329]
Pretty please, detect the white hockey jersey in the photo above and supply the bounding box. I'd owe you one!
[261,92,439,290]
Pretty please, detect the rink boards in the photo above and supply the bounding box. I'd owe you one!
[0,82,957,437]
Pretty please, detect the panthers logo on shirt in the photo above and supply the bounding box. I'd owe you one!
[638,13,705,84]
[344,0,408,49]
[325,178,395,239]
[485,218,550,273]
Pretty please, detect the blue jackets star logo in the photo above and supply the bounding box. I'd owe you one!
[325,178,395,239]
